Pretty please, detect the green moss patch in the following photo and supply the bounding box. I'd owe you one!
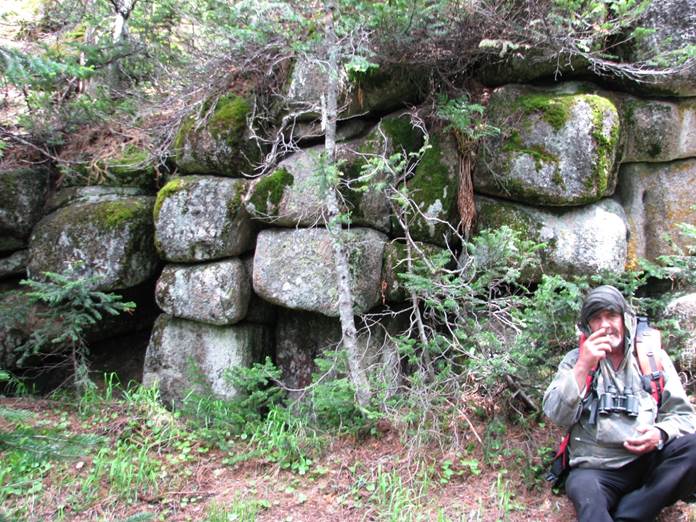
[209,94,251,141]
[586,95,619,195]
[247,168,294,216]
[93,199,150,230]
[154,178,188,221]
[380,115,424,153]
[516,94,575,131]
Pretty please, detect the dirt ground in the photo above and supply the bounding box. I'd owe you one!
[2,397,695,522]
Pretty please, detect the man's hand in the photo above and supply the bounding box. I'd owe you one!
[624,426,663,455]
[579,327,613,367]
[573,328,612,391]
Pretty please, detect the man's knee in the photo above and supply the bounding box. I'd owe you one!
[566,469,607,503]
[663,432,696,460]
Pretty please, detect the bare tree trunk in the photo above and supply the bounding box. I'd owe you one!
[108,0,137,90]
[322,0,372,408]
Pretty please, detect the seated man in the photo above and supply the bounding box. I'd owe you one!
[543,285,696,521]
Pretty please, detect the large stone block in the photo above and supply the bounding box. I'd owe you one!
[245,112,423,233]
[154,176,255,262]
[155,259,251,325]
[474,84,620,206]
[620,97,696,163]
[0,168,49,253]
[142,314,271,405]
[275,308,403,395]
[173,93,260,176]
[619,0,696,97]
[475,196,627,278]
[46,186,151,213]
[253,227,387,317]
[617,159,696,266]
[286,59,424,122]
[381,241,449,303]
[28,197,158,291]
[664,293,696,372]
[393,130,460,246]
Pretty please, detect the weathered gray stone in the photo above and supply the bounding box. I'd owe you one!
[28,197,158,291]
[155,259,251,325]
[173,93,260,176]
[619,96,696,162]
[246,112,423,233]
[382,241,449,303]
[474,84,620,206]
[393,130,459,246]
[242,256,278,325]
[46,186,151,213]
[475,196,627,277]
[0,168,49,252]
[154,176,255,262]
[142,314,271,405]
[619,0,696,97]
[289,118,370,144]
[275,308,404,395]
[617,159,696,265]
[664,293,696,372]
[286,59,423,122]
[253,227,387,316]
[275,309,341,392]
[0,250,28,279]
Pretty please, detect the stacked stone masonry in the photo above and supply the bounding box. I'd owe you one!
[2,12,695,401]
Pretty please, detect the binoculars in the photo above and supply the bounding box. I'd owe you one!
[597,387,639,416]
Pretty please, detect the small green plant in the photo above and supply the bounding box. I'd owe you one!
[17,266,135,392]
[204,497,270,522]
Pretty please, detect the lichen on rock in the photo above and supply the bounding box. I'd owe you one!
[154,176,255,262]
[27,196,159,291]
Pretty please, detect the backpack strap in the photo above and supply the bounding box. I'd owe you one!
[634,319,665,407]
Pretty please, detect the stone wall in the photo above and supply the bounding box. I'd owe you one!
[2,8,695,400]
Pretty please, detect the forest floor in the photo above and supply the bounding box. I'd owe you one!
[1,393,695,522]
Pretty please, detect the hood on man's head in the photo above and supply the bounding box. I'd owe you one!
[579,285,632,333]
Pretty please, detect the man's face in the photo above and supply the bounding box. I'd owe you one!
[588,309,624,351]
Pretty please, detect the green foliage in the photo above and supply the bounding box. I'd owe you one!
[436,95,500,142]
[17,267,135,391]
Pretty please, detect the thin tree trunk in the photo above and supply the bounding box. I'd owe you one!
[322,0,372,408]
[108,0,136,90]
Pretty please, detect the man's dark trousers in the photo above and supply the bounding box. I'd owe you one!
[565,433,696,521]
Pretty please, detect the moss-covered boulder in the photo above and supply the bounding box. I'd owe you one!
[59,146,157,191]
[617,159,696,266]
[142,314,271,405]
[154,176,254,262]
[475,195,627,278]
[245,112,423,233]
[392,130,459,247]
[474,84,620,206]
[27,197,158,291]
[173,93,260,176]
[0,168,50,253]
[155,259,251,326]
[619,96,696,162]
[286,59,425,122]
[253,227,387,317]
[476,48,589,87]
[381,240,449,302]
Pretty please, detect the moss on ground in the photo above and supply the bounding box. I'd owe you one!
[247,168,294,216]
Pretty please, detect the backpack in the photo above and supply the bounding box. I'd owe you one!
[545,317,665,489]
